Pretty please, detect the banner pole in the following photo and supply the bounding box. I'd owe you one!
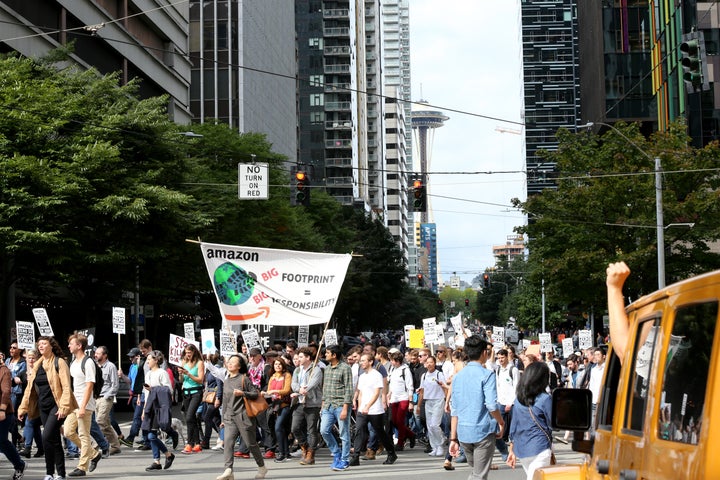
[117,333,121,370]
[312,320,332,370]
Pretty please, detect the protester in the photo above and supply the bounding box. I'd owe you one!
[19,349,42,459]
[442,349,468,471]
[290,347,323,466]
[5,341,26,451]
[201,353,223,450]
[140,350,175,472]
[262,358,292,462]
[94,346,121,455]
[179,343,205,453]
[448,336,504,480]
[416,355,448,456]
[0,355,25,480]
[386,350,415,450]
[120,341,151,448]
[319,345,353,471]
[19,336,78,480]
[216,354,267,480]
[506,361,553,480]
[64,334,103,477]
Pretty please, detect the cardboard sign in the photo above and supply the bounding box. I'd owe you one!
[184,322,195,340]
[168,334,199,366]
[579,330,593,350]
[539,332,553,353]
[241,328,264,353]
[423,317,437,345]
[16,321,35,350]
[219,329,236,358]
[450,314,463,334]
[404,325,414,348]
[32,308,54,336]
[324,328,338,347]
[562,338,574,358]
[408,329,425,349]
[112,307,126,335]
[201,328,217,355]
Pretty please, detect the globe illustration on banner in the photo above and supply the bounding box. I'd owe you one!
[213,262,256,305]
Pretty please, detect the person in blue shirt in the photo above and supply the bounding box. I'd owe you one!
[448,336,504,480]
[506,361,554,479]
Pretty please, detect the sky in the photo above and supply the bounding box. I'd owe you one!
[409,0,527,286]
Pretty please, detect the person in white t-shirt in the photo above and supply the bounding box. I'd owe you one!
[349,354,397,466]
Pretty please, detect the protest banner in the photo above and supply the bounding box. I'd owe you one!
[219,329,236,358]
[16,321,35,350]
[201,328,217,354]
[32,308,54,336]
[199,242,351,326]
[168,334,199,366]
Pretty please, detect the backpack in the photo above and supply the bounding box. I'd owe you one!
[81,356,104,398]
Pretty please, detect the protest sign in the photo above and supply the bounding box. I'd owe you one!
[241,328,263,353]
[201,328,217,354]
[112,307,126,335]
[423,318,437,345]
[16,321,35,350]
[409,330,425,349]
[324,328,338,347]
[32,308,54,336]
[297,325,309,348]
[404,325,414,348]
[579,330,593,350]
[539,332,553,353]
[184,322,195,340]
[562,338,574,358]
[168,334,199,366]
[219,329,236,358]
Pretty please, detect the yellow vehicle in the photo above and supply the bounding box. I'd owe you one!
[539,270,720,480]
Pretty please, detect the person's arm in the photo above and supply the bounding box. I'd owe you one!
[107,363,119,398]
[606,261,631,362]
[448,415,460,456]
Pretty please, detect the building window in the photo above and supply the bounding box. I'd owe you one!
[310,94,324,106]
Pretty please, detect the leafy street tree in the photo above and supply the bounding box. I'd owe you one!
[512,121,720,318]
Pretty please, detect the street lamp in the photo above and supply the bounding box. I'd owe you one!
[585,122,667,289]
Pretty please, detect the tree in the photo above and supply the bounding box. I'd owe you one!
[512,121,720,311]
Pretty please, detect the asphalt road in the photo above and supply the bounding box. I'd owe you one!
[4,409,585,480]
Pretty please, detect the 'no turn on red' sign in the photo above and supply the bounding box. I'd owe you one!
[238,163,269,200]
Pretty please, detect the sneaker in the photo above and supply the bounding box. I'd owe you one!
[164,453,175,470]
[89,450,102,473]
[443,459,455,471]
[119,438,133,448]
[52,476,65,480]
[234,451,250,458]
[134,445,151,451]
[274,455,290,463]
[67,468,86,477]
[330,452,341,470]
[65,452,79,459]
[383,452,398,465]
[12,461,25,480]
[262,450,275,459]
[20,446,31,458]
[182,445,193,454]
[211,443,224,451]
[43,476,54,480]
[332,460,349,471]
[409,436,416,449]
[254,465,268,480]
[290,449,303,458]
[145,463,162,472]
[192,444,202,453]
[424,444,432,453]
[33,450,45,458]
[109,447,122,455]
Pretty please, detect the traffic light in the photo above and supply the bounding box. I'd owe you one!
[438,299,443,306]
[680,32,709,93]
[409,174,427,212]
[483,273,490,288]
[465,298,469,307]
[417,274,424,287]
[291,168,310,206]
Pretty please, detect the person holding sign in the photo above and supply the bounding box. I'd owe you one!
[178,344,205,454]
[18,336,78,480]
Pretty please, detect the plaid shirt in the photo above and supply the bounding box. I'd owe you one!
[322,361,353,409]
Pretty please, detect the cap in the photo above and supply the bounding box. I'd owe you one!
[127,347,141,357]
[388,347,400,354]
[249,347,262,356]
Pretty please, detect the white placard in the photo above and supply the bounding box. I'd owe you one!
[32,308,54,336]
[201,328,217,354]
[447,335,456,350]
[522,339,531,350]
[450,314,463,334]
[681,393,688,416]
[324,328,338,347]
[579,330,593,350]
[491,334,505,350]
[562,338,574,358]
[168,334,199,366]
[297,325,309,348]
[423,317,438,345]
[404,325,414,348]
[16,321,35,350]
[241,328,263,353]
[219,329,236,358]
[184,322,195,340]
[435,324,446,345]
[112,307,126,335]
[238,162,269,200]
[493,326,505,339]
[539,332,553,353]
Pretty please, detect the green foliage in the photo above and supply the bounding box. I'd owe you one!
[513,121,720,310]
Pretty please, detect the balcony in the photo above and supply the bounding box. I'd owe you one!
[326,101,351,111]
[326,176,354,187]
[325,157,352,167]
[324,64,350,74]
[325,139,352,148]
[324,82,350,92]
[332,195,354,206]
[324,27,350,37]
[325,120,352,129]
[324,45,350,56]
[323,9,349,18]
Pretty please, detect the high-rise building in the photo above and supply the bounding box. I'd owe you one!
[420,222,438,293]
[188,0,296,159]
[0,0,192,122]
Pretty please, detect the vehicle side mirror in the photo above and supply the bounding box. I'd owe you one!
[552,388,592,430]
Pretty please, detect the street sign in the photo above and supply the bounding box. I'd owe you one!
[238,163,269,200]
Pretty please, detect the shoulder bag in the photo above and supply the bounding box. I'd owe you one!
[241,375,269,418]
[528,405,556,465]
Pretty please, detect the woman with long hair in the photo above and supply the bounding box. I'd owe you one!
[506,361,553,479]
[262,358,292,462]
[179,343,205,453]
[216,354,267,480]
[141,350,175,472]
[18,336,78,480]
[19,349,43,459]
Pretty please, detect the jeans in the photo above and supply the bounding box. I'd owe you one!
[273,406,291,457]
[128,397,145,441]
[495,403,511,458]
[23,416,42,450]
[390,401,415,446]
[146,430,168,460]
[320,406,351,462]
[91,413,110,452]
[0,413,24,469]
[291,404,320,450]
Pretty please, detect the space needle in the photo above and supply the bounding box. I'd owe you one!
[411,100,448,223]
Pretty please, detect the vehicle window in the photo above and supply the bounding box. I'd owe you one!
[623,318,661,434]
[596,348,621,429]
[658,301,718,445]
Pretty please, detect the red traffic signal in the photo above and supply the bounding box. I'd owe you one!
[292,169,310,206]
[417,273,424,287]
[465,298,469,307]
[483,273,490,288]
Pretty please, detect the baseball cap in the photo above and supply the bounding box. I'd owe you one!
[127,347,141,357]
[388,347,400,354]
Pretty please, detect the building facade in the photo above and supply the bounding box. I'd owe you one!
[0,0,192,122]
[188,0,296,159]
